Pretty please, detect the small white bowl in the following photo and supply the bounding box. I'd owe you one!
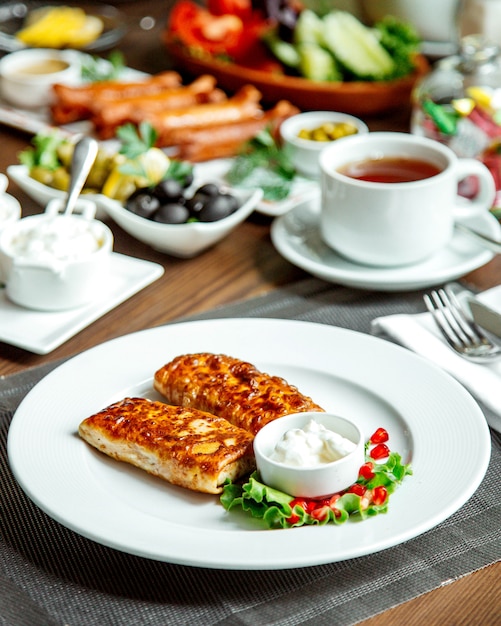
[280,111,369,179]
[253,412,365,498]
[0,173,21,231]
[99,186,263,258]
[0,48,81,108]
[0,198,113,311]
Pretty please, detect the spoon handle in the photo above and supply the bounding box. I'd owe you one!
[455,222,501,254]
[63,136,99,216]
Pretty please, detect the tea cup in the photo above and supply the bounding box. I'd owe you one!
[319,132,496,267]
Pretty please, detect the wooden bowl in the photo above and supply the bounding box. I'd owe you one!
[164,35,430,117]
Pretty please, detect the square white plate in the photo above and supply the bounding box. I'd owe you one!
[0,252,163,354]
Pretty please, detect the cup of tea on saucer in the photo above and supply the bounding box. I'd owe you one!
[318,132,496,267]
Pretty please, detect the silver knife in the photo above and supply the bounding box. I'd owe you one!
[445,282,501,340]
[468,298,501,339]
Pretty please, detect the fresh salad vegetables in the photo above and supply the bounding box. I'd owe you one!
[221,427,412,529]
[167,0,420,81]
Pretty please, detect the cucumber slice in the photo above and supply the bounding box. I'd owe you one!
[322,11,395,79]
[294,9,324,46]
[262,30,300,68]
[298,43,340,82]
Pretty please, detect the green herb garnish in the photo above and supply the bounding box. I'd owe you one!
[117,121,158,159]
[81,50,125,82]
[226,128,296,201]
[18,131,66,170]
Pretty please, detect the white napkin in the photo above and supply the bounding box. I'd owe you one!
[371,287,501,433]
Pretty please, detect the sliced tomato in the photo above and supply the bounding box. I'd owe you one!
[208,0,252,20]
[168,0,267,60]
[168,1,243,56]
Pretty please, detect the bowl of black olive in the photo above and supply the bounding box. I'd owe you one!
[99,178,263,258]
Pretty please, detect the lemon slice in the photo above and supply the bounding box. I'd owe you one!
[16,6,103,48]
[67,15,104,47]
[136,148,170,186]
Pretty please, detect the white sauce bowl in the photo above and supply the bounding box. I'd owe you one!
[0,48,81,108]
[0,199,113,311]
[254,412,365,498]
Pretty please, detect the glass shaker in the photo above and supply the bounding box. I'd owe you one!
[411,34,501,205]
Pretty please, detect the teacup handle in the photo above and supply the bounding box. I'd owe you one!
[453,158,496,219]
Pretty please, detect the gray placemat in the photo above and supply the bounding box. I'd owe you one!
[1,278,500,626]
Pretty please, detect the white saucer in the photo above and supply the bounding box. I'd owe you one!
[0,253,164,354]
[271,199,501,292]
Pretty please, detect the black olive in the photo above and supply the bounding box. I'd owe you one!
[182,172,194,188]
[153,178,184,202]
[197,194,240,222]
[126,190,161,218]
[195,183,220,197]
[153,203,190,224]
[185,192,208,215]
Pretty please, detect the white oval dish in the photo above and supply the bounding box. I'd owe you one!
[98,186,263,258]
[0,198,113,310]
[254,411,365,498]
[0,47,81,108]
[280,111,369,179]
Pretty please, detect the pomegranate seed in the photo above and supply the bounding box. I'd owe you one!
[370,427,389,444]
[370,443,390,460]
[372,486,388,506]
[358,462,375,480]
[328,494,341,508]
[311,506,329,521]
[348,483,367,496]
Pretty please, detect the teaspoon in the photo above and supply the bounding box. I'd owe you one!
[63,135,98,215]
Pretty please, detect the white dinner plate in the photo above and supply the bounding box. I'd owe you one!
[271,198,501,292]
[8,318,491,569]
[0,253,163,354]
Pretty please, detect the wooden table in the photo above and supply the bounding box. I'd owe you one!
[0,2,499,623]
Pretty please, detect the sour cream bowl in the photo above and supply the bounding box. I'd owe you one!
[254,412,365,498]
[0,198,113,311]
[0,173,21,231]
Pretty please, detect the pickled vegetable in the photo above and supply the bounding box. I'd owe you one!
[297,122,359,142]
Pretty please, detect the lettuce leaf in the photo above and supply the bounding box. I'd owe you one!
[221,451,412,529]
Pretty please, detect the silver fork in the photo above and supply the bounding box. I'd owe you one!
[424,287,501,362]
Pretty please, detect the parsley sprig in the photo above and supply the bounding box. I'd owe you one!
[226,128,296,201]
[80,51,125,82]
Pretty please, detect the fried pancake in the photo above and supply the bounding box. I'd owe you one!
[78,397,255,494]
[154,353,324,436]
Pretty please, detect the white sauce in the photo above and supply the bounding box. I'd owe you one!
[8,217,102,262]
[270,418,356,466]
